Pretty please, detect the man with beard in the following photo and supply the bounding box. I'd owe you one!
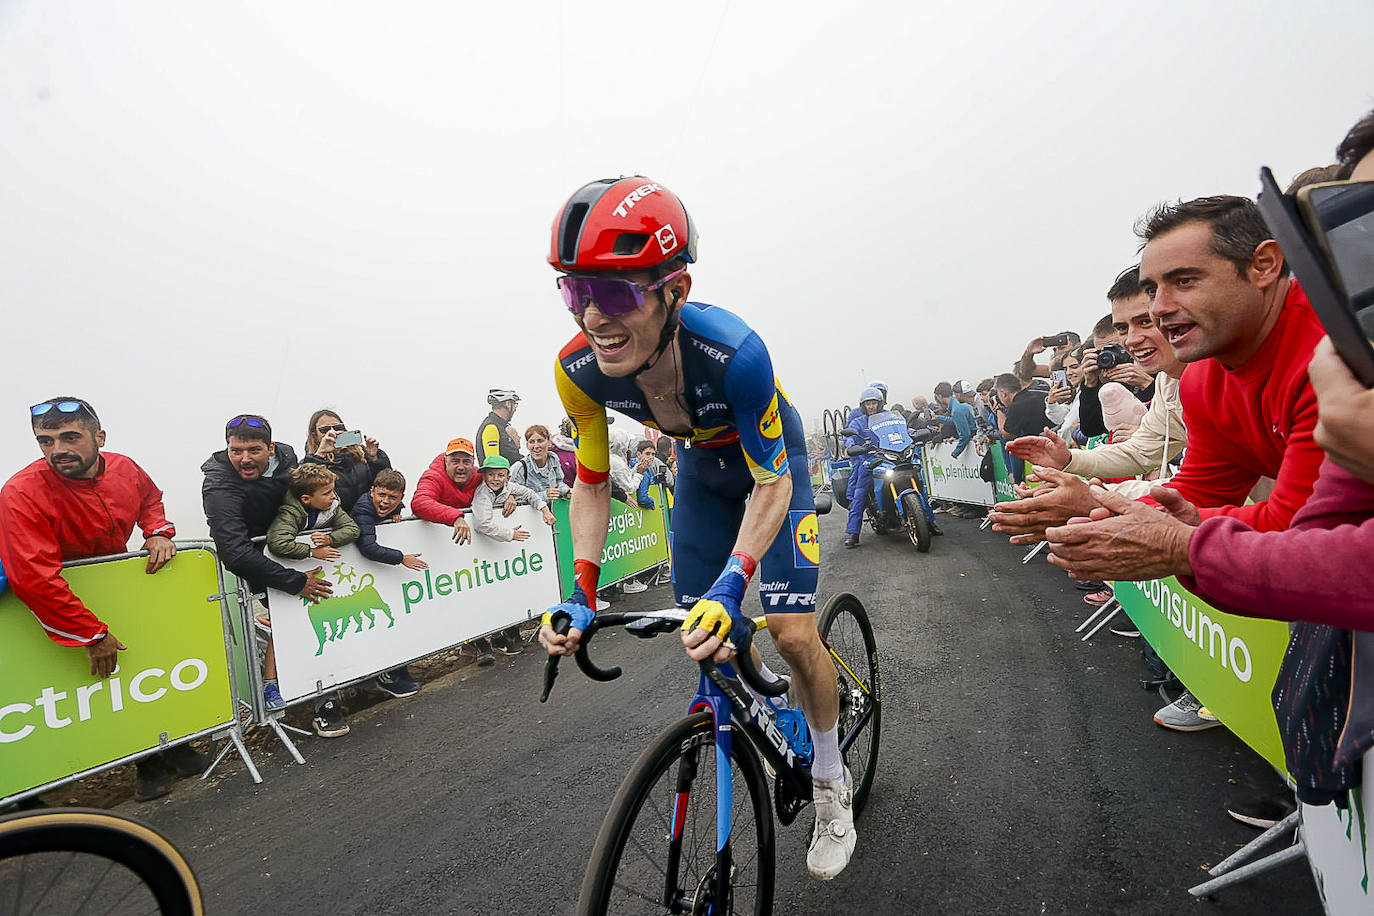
[0,396,205,800]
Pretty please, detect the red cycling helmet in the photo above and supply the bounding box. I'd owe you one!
[549,177,698,272]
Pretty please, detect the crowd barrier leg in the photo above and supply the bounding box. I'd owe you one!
[1188,834,1306,898]
[979,516,993,530]
[206,726,263,784]
[1074,598,1117,634]
[1021,541,1048,564]
[1204,810,1301,879]
[1080,601,1121,641]
[264,713,308,765]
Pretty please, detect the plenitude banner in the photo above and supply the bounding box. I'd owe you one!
[922,441,997,506]
[0,549,236,801]
[1113,577,1289,771]
[551,494,670,596]
[266,512,560,701]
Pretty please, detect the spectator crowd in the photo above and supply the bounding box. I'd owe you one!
[0,386,674,803]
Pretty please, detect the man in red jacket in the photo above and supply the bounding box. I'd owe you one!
[0,396,205,800]
[412,436,520,661]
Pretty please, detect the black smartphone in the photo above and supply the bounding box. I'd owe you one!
[1042,333,1071,348]
[1257,166,1374,387]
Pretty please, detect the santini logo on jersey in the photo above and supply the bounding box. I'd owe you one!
[605,399,642,410]
[612,183,663,218]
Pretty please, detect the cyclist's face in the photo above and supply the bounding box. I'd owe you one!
[576,270,691,378]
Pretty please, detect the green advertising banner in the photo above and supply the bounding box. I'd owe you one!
[0,549,236,801]
[990,446,1017,503]
[1114,578,1290,772]
[552,494,671,595]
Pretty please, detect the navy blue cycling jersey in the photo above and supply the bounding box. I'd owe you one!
[553,301,818,613]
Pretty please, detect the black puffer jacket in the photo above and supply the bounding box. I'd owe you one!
[302,448,391,511]
[201,442,305,595]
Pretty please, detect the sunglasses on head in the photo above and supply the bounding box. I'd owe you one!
[227,415,269,431]
[31,398,98,420]
[556,266,686,318]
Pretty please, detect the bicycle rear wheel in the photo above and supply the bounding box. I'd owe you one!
[818,593,882,815]
[578,711,775,916]
[0,808,204,915]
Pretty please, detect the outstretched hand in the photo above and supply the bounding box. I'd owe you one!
[1045,485,1197,581]
[989,465,1097,544]
[1007,428,1071,470]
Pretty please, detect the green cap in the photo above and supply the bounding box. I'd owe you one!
[479,455,511,471]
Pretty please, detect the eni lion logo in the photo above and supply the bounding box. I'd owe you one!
[759,393,782,440]
[791,510,820,568]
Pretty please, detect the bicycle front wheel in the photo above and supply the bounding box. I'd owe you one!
[578,711,775,916]
[0,808,204,915]
[819,592,882,815]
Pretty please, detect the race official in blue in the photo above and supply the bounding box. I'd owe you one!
[843,388,885,549]
[844,381,887,508]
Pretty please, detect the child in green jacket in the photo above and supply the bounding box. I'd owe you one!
[267,464,360,559]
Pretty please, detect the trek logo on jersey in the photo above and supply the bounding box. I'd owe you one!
[759,393,782,440]
[690,339,730,363]
[771,451,786,472]
[612,183,663,218]
[790,510,820,567]
[655,224,678,255]
[567,352,597,373]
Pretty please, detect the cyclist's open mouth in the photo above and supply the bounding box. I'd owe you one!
[591,333,631,356]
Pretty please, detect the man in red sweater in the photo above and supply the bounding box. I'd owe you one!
[1044,196,1326,736]
[0,396,206,800]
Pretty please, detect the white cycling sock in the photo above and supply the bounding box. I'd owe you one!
[811,725,843,781]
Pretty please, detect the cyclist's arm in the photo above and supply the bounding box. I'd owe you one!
[569,478,610,567]
[733,472,792,562]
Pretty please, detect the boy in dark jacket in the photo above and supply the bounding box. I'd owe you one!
[352,469,425,698]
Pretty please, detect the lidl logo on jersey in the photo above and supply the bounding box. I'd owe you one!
[790,510,820,567]
[759,394,783,440]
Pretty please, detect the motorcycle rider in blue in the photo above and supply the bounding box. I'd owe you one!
[843,380,886,509]
[842,388,883,549]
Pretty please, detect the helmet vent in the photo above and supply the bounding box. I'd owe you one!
[560,203,590,265]
[612,233,649,256]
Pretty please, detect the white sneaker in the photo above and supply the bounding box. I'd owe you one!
[621,579,648,594]
[595,597,611,611]
[807,768,856,880]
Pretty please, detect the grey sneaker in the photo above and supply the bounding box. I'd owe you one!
[1154,690,1218,732]
[807,768,856,880]
[621,578,648,594]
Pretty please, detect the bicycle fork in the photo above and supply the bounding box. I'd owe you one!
[665,695,735,913]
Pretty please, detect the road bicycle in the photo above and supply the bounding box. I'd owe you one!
[543,592,881,915]
[0,807,203,915]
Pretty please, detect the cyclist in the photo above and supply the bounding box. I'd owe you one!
[538,177,856,880]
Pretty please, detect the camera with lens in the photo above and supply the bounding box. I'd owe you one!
[1095,343,1133,371]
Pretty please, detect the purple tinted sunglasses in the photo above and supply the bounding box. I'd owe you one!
[556,267,686,317]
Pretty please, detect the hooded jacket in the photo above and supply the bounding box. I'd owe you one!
[201,442,306,595]
[412,452,483,525]
[0,453,176,646]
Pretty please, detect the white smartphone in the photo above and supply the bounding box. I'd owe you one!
[334,429,364,448]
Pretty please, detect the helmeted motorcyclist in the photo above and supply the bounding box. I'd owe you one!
[843,381,888,509]
[842,387,885,548]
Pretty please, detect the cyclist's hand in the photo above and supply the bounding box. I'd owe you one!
[540,602,593,657]
[539,558,600,657]
[680,552,756,664]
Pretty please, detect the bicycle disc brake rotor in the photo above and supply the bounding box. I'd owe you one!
[689,864,732,915]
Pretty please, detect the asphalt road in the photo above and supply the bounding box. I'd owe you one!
[129,510,1321,915]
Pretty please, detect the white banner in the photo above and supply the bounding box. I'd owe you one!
[921,441,995,506]
[266,511,560,700]
[1302,771,1374,915]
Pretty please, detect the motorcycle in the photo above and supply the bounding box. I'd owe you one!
[832,409,936,554]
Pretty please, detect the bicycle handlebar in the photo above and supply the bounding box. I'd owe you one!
[538,608,790,702]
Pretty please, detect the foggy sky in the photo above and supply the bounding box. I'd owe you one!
[2,1,1372,536]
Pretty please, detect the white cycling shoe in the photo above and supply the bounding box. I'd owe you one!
[806,767,856,880]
